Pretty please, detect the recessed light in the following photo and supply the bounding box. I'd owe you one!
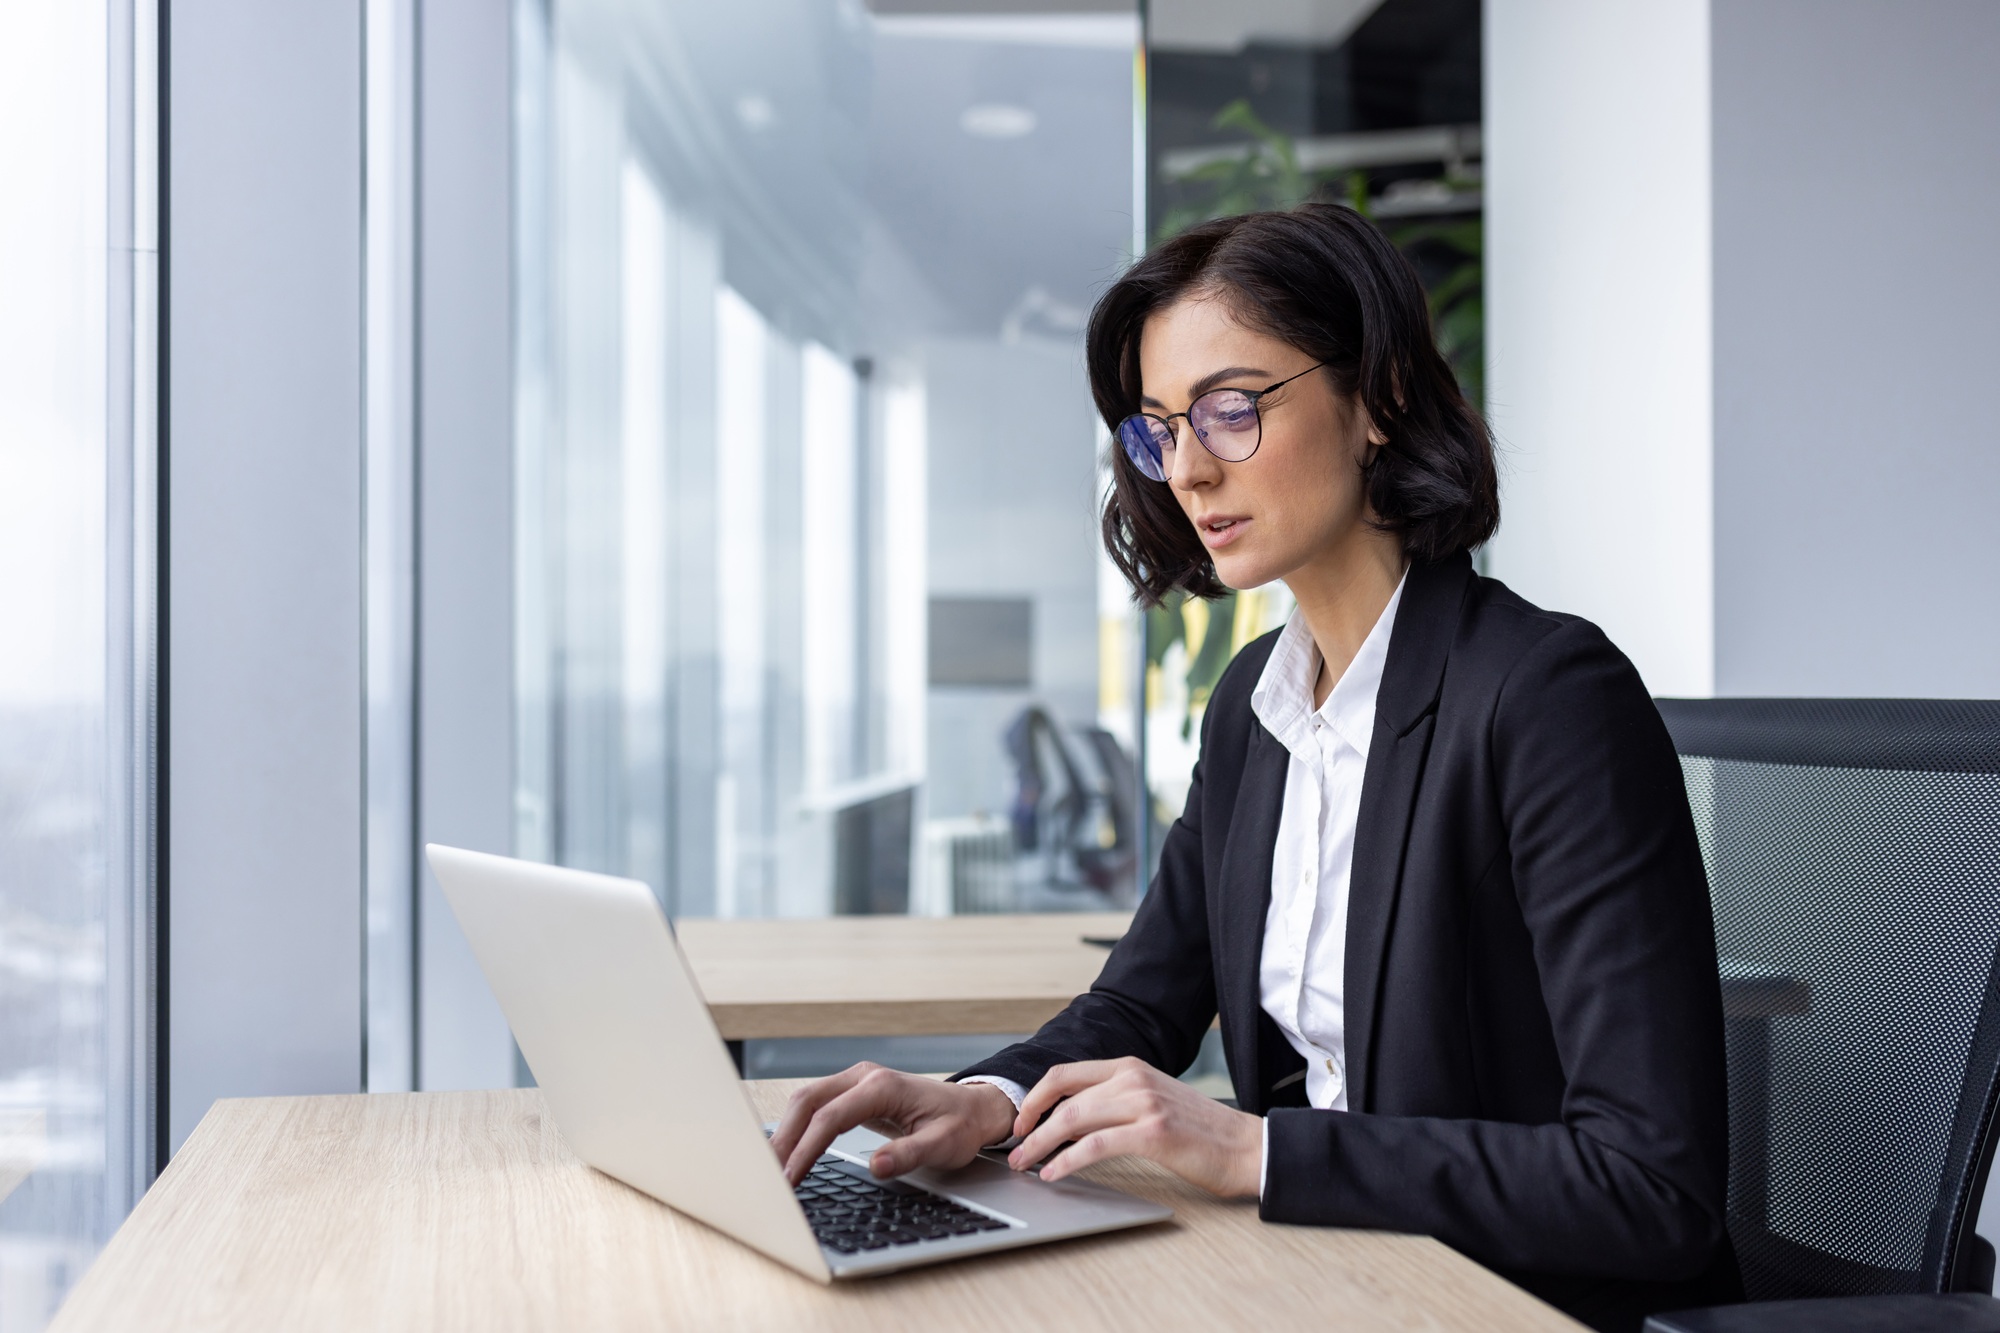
[959,103,1036,140]
[736,94,775,131]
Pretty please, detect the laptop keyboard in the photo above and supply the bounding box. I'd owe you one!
[796,1154,1013,1254]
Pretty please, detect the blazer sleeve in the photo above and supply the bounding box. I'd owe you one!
[951,696,1225,1092]
[1260,619,1731,1283]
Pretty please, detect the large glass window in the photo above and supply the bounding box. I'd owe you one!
[0,0,154,1322]
[514,0,1144,919]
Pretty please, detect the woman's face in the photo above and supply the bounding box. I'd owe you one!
[1137,292,1381,593]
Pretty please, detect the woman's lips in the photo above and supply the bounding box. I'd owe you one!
[1198,515,1250,550]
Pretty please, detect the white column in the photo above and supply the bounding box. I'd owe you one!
[1483,0,1714,697]
[167,0,366,1149]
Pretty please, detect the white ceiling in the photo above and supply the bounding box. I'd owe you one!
[1148,0,1386,53]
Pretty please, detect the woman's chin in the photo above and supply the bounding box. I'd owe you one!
[1212,550,1281,592]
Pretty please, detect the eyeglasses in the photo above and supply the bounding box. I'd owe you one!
[1114,362,1328,483]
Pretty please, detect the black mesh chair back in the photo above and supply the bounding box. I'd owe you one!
[1656,700,2000,1303]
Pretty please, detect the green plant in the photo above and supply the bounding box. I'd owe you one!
[1145,588,1238,740]
[1153,99,1482,407]
[1152,99,1335,241]
[1388,215,1482,409]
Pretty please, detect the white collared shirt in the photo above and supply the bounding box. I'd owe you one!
[1252,573,1404,1115]
[1249,573,1403,1190]
[967,573,1405,1195]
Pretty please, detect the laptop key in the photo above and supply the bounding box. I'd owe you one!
[804,1155,1018,1253]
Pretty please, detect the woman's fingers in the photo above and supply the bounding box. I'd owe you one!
[780,1059,1263,1197]
[869,1116,968,1178]
[1014,1057,1128,1137]
[1009,1081,1144,1171]
[1036,1123,1154,1183]
[1014,1064,1266,1197]
[768,1062,876,1165]
[778,1065,909,1183]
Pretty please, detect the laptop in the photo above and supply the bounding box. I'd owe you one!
[425,844,1172,1281]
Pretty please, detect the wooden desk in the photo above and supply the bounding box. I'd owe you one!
[51,1083,1581,1332]
[675,912,1134,1039]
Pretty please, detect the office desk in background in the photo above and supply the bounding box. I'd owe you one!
[676,913,1804,1040]
[675,911,1134,1039]
[48,1082,1582,1332]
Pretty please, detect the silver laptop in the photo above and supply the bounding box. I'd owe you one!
[426,844,1171,1281]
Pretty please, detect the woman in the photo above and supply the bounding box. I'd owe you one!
[770,203,1737,1331]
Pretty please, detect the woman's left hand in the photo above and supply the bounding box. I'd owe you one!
[1007,1056,1263,1198]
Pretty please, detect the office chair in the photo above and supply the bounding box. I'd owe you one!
[1002,707,1140,898]
[1646,700,2000,1333]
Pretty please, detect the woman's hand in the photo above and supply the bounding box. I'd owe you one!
[768,1063,1019,1186]
[1008,1056,1262,1198]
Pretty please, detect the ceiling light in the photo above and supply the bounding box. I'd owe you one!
[959,104,1036,140]
[736,94,775,131]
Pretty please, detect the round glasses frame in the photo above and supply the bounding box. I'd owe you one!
[1114,362,1329,483]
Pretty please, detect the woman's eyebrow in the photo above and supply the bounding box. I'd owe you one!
[1139,366,1273,409]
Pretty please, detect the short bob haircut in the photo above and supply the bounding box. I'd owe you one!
[1092,202,1498,607]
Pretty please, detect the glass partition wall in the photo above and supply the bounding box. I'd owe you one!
[512,0,1484,921]
[514,0,1144,920]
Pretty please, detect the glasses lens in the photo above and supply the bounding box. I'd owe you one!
[1189,390,1260,461]
[1116,415,1172,481]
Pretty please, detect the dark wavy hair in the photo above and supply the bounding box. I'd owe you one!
[1092,202,1498,606]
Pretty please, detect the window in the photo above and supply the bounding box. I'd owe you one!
[514,1,1145,919]
[0,0,155,1321]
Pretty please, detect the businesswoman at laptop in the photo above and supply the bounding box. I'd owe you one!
[770,203,1736,1332]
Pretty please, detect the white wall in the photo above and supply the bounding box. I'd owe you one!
[1488,0,2000,702]
[1711,0,2000,698]
[1483,0,1714,697]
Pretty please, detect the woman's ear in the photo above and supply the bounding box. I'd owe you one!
[1357,407,1388,468]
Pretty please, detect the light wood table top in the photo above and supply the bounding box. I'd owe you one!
[675,911,1135,1039]
[52,1083,1581,1333]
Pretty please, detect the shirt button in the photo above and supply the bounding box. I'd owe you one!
[1325,1059,1344,1096]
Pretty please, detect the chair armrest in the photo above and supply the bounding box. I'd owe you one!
[1645,1294,2000,1333]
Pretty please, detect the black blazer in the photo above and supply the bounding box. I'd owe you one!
[958,552,1738,1332]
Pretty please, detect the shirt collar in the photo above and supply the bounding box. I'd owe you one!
[1250,570,1408,762]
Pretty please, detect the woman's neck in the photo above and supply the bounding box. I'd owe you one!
[1284,527,1407,710]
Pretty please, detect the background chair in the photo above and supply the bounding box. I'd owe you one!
[1003,706,1144,903]
[1647,700,2000,1333]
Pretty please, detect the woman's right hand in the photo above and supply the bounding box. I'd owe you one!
[768,1062,1019,1186]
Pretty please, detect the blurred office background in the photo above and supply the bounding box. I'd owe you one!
[2,0,1997,1325]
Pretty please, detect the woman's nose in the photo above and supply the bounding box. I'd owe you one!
[1168,417,1220,491]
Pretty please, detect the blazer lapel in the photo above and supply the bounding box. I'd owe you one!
[1343,552,1473,1111]
[1215,718,1289,1111]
